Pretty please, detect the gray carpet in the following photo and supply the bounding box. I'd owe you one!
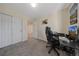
[0,39,78,56]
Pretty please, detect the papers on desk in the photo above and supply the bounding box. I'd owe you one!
[59,37,70,43]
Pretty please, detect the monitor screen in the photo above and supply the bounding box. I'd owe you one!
[68,25,77,32]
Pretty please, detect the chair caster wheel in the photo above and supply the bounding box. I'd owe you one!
[46,46,47,48]
[48,51,51,54]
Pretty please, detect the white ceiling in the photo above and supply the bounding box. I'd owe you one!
[0,3,65,20]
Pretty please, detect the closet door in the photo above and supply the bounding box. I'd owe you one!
[12,17,22,44]
[1,14,12,47]
[0,14,2,47]
[22,19,28,41]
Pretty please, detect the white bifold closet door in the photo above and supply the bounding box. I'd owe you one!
[0,14,12,48]
[12,16,22,44]
[0,13,23,48]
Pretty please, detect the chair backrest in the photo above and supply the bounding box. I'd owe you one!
[52,33,60,48]
[45,26,52,42]
[45,27,60,47]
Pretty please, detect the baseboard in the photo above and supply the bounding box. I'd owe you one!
[32,37,47,43]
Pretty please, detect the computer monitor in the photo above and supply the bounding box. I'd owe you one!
[68,25,77,32]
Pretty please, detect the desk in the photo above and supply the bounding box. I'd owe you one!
[52,33,79,56]
[59,37,79,56]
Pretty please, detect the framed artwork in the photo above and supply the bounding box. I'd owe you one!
[70,10,77,25]
[70,3,78,25]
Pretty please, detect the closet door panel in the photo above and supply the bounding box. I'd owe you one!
[0,14,2,47]
[0,13,23,48]
[22,19,28,41]
[12,17,22,44]
[1,14,7,47]
[1,14,12,47]
[6,15,12,45]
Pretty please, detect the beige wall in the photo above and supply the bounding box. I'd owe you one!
[60,7,70,34]
[33,4,71,41]
[47,11,62,33]
[34,11,63,41]
[32,22,38,39]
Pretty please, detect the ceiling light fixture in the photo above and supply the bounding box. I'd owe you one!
[31,3,37,8]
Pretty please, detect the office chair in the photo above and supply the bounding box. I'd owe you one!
[45,27,52,48]
[48,35,60,56]
[46,29,75,56]
[45,27,60,56]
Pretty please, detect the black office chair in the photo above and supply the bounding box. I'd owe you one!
[45,27,60,56]
[48,34,60,56]
[45,27,54,47]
